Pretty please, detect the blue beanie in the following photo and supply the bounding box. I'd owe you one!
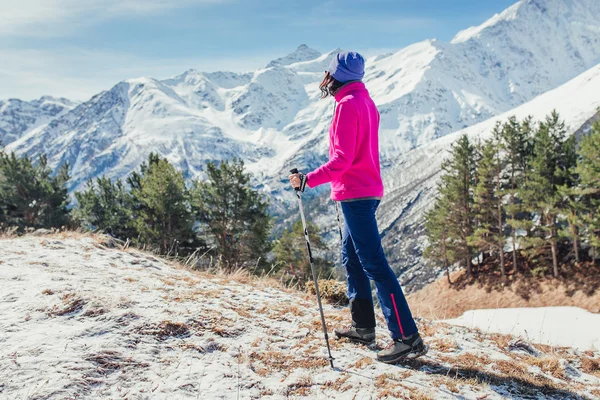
[327,51,365,83]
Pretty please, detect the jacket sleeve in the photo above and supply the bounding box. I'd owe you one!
[306,101,358,188]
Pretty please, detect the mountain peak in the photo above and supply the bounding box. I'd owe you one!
[451,1,525,44]
[267,44,322,68]
[451,0,599,44]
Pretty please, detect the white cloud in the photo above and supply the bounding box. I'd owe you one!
[0,0,225,36]
[0,46,274,101]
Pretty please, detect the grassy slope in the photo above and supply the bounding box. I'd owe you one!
[1,232,599,399]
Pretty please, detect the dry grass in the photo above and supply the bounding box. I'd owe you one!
[418,321,443,337]
[425,351,572,397]
[85,350,149,378]
[493,359,528,375]
[582,357,600,376]
[322,374,350,391]
[408,269,600,319]
[48,293,86,317]
[82,306,108,318]
[212,325,245,338]
[431,338,459,353]
[235,308,253,318]
[305,279,348,305]
[408,391,433,400]
[0,226,19,238]
[488,333,513,351]
[41,288,54,295]
[178,342,206,353]
[453,353,491,370]
[248,350,328,373]
[489,358,562,391]
[442,378,460,393]
[352,356,374,369]
[284,305,305,317]
[136,320,191,340]
[284,376,313,397]
[523,356,565,379]
[374,377,432,400]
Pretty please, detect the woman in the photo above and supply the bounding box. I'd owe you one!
[289,51,426,363]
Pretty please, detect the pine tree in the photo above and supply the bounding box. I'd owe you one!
[0,152,70,229]
[557,135,581,263]
[499,116,533,272]
[192,158,271,270]
[519,112,575,277]
[73,177,135,239]
[424,195,454,284]
[43,161,71,228]
[438,134,477,278]
[469,133,507,277]
[576,119,600,261]
[130,154,197,255]
[272,220,334,286]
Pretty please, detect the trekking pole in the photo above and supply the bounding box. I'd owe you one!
[290,168,335,369]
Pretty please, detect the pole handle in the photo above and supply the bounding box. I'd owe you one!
[289,168,300,191]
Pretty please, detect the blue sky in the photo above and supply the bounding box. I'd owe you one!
[0,0,517,101]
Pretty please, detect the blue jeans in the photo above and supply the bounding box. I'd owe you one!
[341,200,418,340]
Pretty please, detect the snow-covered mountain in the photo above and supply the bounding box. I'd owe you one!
[0,96,77,146]
[5,0,600,195]
[267,44,322,68]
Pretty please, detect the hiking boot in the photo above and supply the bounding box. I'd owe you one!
[376,333,427,364]
[334,326,376,344]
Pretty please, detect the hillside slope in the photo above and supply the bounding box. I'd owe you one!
[1,234,599,399]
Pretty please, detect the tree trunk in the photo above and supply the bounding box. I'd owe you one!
[442,232,452,285]
[498,204,506,278]
[466,256,472,279]
[552,240,558,278]
[550,237,559,278]
[444,259,452,285]
[511,229,518,272]
[510,164,519,273]
[499,246,506,279]
[570,220,580,263]
[546,213,559,278]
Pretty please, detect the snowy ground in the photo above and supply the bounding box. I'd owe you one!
[1,233,600,399]
[444,307,600,352]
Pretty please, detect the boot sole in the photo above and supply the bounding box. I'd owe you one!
[334,333,376,345]
[377,345,429,364]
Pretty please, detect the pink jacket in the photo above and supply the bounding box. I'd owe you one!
[306,82,384,201]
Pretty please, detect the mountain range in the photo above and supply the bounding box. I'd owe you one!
[2,0,600,290]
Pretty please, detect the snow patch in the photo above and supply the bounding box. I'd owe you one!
[444,307,600,351]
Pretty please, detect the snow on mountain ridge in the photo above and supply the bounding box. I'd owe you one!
[267,44,322,68]
[0,96,77,146]
[452,0,600,44]
[451,0,524,44]
[368,0,600,151]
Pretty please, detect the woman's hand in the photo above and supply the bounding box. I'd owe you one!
[289,172,307,192]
